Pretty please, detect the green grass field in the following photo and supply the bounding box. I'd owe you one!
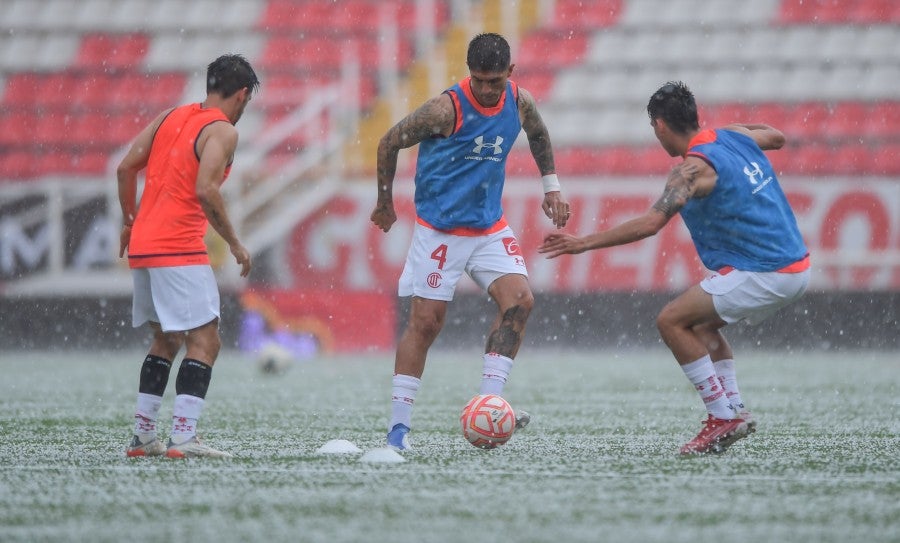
[1,347,897,542]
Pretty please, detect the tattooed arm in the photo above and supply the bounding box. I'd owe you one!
[370,94,456,233]
[519,88,554,176]
[518,87,570,229]
[538,162,703,258]
[723,123,786,151]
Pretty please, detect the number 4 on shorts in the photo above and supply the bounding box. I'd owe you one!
[431,244,448,270]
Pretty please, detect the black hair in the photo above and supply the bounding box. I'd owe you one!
[206,54,260,98]
[466,33,511,72]
[647,81,700,134]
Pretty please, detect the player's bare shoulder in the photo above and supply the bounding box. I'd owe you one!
[197,119,239,160]
[516,87,539,120]
[516,87,549,134]
[652,162,702,218]
[388,93,456,147]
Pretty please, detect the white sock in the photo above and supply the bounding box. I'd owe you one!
[713,358,746,412]
[171,394,205,443]
[480,352,513,395]
[681,355,735,419]
[389,374,420,430]
[133,392,163,441]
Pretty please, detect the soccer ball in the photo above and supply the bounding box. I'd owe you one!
[255,343,293,375]
[460,394,516,449]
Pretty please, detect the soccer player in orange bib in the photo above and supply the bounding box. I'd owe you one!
[118,54,259,458]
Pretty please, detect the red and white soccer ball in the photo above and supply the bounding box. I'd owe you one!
[460,394,516,449]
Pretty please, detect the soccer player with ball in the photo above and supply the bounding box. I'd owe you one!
[539,81,810,455]
[370,33,571,451]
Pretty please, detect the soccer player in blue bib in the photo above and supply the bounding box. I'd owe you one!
[539,81,810,455]
[371,33,571,451]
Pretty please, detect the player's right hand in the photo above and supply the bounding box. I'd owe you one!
[370,203,397,233]
[231,243,252,277]
[537,233,585,259]
[119,225,131,258]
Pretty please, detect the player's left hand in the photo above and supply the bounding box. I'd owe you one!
[542,191,571,229]
[537,232,584,258]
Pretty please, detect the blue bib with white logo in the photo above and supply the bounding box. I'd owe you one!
[414,79,521,230]
[681,129,807,271]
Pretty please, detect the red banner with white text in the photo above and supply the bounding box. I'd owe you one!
[283,177,900,293]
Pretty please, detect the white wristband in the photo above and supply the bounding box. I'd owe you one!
[541,174,561,193]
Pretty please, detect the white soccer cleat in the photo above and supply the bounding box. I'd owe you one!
[126,435,166,457]
[737,409,757,433]
[514,410,531,431]
[165,436,233,459]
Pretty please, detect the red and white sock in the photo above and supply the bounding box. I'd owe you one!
[133,392,162,441]
[389,374,420,430]
[713,358,746,412]
[170,394,205,444]
[480,352,513,395]
[681,355,735,419]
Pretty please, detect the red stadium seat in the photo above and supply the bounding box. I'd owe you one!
[395,0,450,29]
[782,102,830,140]
[862,101,900,139]
[847,0,896,23]
[75,33,150,70]
[0,150,37,179]
[829,102,868,141]
[258,0,336,31]
[513,68,555,100]
[259,35,344,73]
[2,73,41,108]
[779,0,847,24]
[831,143,874,175]
[550,0,622,30]
[0,110,34,146]
[34,73,79,110]
[749,103,791,127]
[700,103,751,129]
[871,143,900,175]
[518,30,589,68]
[70,73,118,110]
[791,143,833,175]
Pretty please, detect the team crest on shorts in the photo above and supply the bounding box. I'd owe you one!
[502,237,522,256]
[427,272,442,288]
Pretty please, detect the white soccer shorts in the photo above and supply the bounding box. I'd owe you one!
[131,265,220,332]
[701,268,810,325]
[398,223,529,301]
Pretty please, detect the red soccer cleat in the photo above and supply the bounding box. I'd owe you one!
[125,435,166,457]
[679,415,750,456]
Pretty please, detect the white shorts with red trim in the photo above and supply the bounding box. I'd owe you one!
[398,223,528,301]
[131,265,220,332]
[700,268,810,325]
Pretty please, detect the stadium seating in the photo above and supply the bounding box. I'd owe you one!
[1,0,899,181]
[519,0,900,176]
[0,0,446,181]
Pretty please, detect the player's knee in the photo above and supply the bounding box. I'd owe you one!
[409,313,445,340]
[517,289,535,313]
[185,324,221,364]
[656,307,677,336]
[498,287,534,319]
[152,330,185,360]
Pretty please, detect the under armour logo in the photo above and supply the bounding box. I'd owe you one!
[472,135,504,155]
[743,162,764,185]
